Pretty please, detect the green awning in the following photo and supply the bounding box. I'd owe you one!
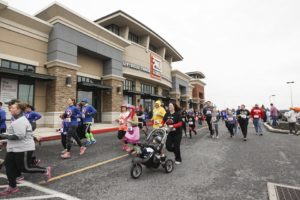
[0,67,56,81]
[77,82,112,90]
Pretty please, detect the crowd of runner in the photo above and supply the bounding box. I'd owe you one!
[0,98,299,196]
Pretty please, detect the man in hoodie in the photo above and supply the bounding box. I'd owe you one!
[284,108,299,135]
[250,104,264,135]
[237,104,250,141]
[151,100,166,129]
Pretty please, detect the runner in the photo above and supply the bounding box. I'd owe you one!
[225,110,237,138]
[116,104,130,149]
[236,104,251,141]
[212,108,220,139]
[181,108,188,137]
[284,108,299,135]
[250,104,264,135]
[187,110,197,138]
[123,105,140,152]
[61,98,86,159]
[162,103,183,164]
[80,98,97,146]
[270,103,279,127]
[0,103,51,196]
[203,101,214,137]
[151,100,166,129]
[24,104,41,131]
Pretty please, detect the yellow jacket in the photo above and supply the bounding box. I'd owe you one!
[151,101,166,129]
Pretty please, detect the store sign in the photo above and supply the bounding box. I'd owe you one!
[150,54,161,80]
[123,62,150,73]
[0,78,18,119]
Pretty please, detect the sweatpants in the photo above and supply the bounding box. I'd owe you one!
[5,151,46,188]
[189,126,197,138]
[166,133,182,162]
[66,125,82,152]
[239,120,248,139]
[182,121,187,136]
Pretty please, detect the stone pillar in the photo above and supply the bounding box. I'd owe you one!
[101,75,125,122]
[44,60,79,127]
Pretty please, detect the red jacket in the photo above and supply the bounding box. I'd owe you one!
[250,108,263,119]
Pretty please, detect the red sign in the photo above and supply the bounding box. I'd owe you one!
[150,54,161,80]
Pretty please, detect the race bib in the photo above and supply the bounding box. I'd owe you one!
[66,118,71,122]
[228,117,233,121]
[241,114,247,119]
[254,115,259,118]
[212,117,217,121]
[206,111,212,115]
[189,122,194,125]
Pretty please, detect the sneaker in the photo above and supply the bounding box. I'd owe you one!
[16,176,25,184]
[216,136,219,139]
[79,147,86,155]
[175,161,181,165]
[259,133,263,136]
[61,149,67,154]
[243,138,247,141]
[44,166,52,182]
[91,140,96,145]
[85,141,92,147]
[0,186,19,196]
[61,152,71,159]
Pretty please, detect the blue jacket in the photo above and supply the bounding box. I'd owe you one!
[65,105,80,126]
[25,111,42,123]
[0,108,6,129]
[81,104,97,123]
[60,120,69,135]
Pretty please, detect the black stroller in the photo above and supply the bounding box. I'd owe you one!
[130,127,174,179]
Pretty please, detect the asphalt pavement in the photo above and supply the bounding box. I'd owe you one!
[0,122,299,200]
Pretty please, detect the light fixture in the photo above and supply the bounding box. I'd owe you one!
[116,85,122,95]
[66,74,72,87]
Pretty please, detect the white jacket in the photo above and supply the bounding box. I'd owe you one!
[284,110,299,123]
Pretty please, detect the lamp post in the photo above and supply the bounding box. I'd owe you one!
[286,81,294,107]
[269,94,276,104]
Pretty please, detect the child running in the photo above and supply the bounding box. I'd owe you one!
[187,111,197,138]
[123,105,140,152]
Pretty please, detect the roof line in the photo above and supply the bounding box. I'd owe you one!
[94,10,183,60]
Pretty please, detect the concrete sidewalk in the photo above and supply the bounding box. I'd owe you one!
[35,123,119,142]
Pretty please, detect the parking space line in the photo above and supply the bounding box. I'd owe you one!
[44,154,128,184]
[4,194,57,200]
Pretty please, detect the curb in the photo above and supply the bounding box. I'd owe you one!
[263,122,290,134]
[39,127,119,142]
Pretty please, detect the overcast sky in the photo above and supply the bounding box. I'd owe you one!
[7,0,300,110]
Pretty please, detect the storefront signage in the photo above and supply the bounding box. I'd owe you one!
[0,78,18,119]
[150,54,161,80]
[122,61,150,73]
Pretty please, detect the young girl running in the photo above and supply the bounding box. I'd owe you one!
[187,111,197,138]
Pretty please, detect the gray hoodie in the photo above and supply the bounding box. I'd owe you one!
[6,115,35,152]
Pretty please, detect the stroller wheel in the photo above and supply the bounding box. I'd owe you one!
[164,159,174,173]
[131,164,143,179]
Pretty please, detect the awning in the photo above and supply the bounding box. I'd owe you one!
[77,82,112,90]
[141,93,165,100]
[123,89,142,95]
[0,67,56,81]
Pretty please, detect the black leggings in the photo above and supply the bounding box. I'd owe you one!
[227,123,235,136]
[166,133,182,162]
[206,116,214,135]
[5,151,46,188]
[61,134,67,149]
[182,121,187,135]
[66,125,82,151]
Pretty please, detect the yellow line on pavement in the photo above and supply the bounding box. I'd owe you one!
[42,154,128,184]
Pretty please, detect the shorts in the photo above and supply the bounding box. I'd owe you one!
[117,130,126,140]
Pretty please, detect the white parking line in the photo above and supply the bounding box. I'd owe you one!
[0,173,81,200]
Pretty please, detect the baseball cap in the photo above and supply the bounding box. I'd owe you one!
[4,99,20,106]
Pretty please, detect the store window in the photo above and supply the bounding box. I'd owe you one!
[0,59,36,73]
[149,44,158,53]
[18,82,34,106]
[77,76,101,84]
[123,79,134,91]
[141,84,155,94]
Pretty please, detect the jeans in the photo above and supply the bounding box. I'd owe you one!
[253,118,263,133]
[288,122,297,134]
[271,116,278,126]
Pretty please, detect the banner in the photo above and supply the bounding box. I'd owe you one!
[0,78,18,120]
[150,54,162,80]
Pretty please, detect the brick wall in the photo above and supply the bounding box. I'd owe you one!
[102,79,123,112]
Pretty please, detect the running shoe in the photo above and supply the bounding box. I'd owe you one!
[216,136,219,139]
[85,141,92,147]
[0,186,19,196]
[79,146,87,155]
[44,166,52,182]
[259,133,263,136]
[33,159,41,166]
[61,149,67,154]
[244,138,247,141]
[91,140,96,145]
[61,152,71,159]
[16,176,25,184]
[175,161,181,165]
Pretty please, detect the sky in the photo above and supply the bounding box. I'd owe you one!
[6,0,300,110]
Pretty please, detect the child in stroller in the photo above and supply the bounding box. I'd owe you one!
[130,127,174,179]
